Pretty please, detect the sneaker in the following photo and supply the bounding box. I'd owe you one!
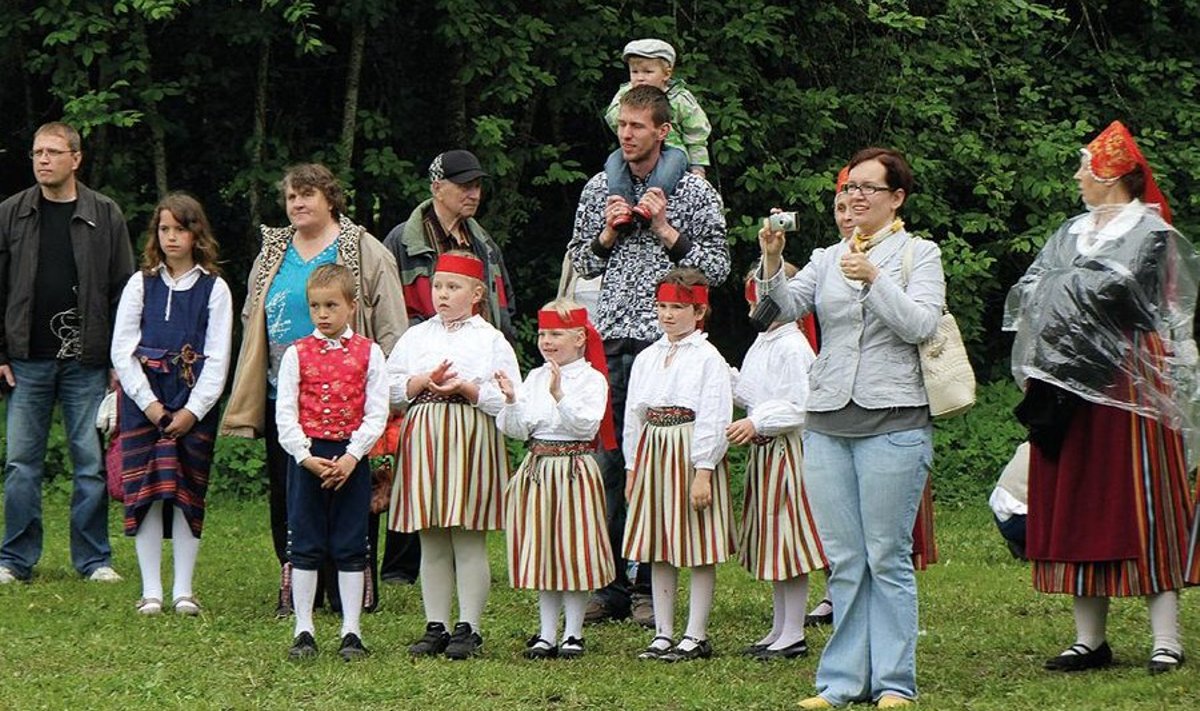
[0,565,18,584]
[173,596,201,616]
[630,593,655,628]
[444,622,483,660]
[338,633,371,661]
[136,597,163,616]
[408,622,451,657]
[288,631,318,660]
[88,566,122,582]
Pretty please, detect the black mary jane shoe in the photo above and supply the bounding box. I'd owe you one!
[1147,648,1184,674]
[754,638,809,661]
[558,636,585,660]
[523,635,558,660]
[741,642,770,658]
[637,635,675,660]
[660,635,713,662]
[1044,641,1113,672]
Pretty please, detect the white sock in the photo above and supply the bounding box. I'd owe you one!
[680,565,715,649]
[339,570,365,638]
[563,591,589,642]
[1147,591,1182,654]
[452,529,490,630]
[134,502,164,601]
[292,568,319,636]
[1072,595,1109,652]
[537,591,562,645]
[419,529,454,625]
[769,575,809,650]
[756,584,786,647]
[651,562,678,646]
[170,507,200,601]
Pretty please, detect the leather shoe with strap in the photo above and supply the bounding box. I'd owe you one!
[1044,641,1112,671]
[1147,647,1184,674]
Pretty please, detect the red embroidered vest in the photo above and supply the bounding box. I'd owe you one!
[295,333,372,441]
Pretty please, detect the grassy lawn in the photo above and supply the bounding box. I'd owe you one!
[0,494,1196,710]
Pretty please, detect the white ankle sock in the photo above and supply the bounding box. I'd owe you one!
[135,502,164,601]
[292,568,319,636]
[170,507,200,601]
[339,570,365,638]
[538,591,562,644]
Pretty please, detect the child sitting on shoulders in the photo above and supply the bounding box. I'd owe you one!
[276,263,388,661]
[623,268,733,662]
[386,251,521,660]
[729,265,823,660]
[603,38,713,231]
[496,298,618,660]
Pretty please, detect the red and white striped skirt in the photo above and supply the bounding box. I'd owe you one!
[623,415,734,568]
[387,401,508,532]
[738,431,826,580]
[505,440,615,591]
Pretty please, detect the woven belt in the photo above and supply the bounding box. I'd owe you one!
[645,406,695,427]
[528,439,593,456]
[750,434,775,446]
[412,391,470,406]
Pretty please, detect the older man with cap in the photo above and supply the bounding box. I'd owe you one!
[379,149,517,585]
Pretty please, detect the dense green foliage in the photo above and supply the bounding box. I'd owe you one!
[1,496,1198,710]
[3,1,1199,371]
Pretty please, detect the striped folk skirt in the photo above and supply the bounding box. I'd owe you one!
[623,412,735,568]
[911,479,938,570]
[387,401,509,533]
[738,431,826,580]
[1031,401,1197,596]
[505,440,616,591]
[120,414,216,538]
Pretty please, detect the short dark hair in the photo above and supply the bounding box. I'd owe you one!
[307,263,357,304]
[278,163,347,219]
[619,85,672,127]
[847,147,915,208]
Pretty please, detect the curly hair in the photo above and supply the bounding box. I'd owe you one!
[142,192,222,276]
[278,163,347,219]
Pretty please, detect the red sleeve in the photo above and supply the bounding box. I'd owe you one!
[403,275,435,321]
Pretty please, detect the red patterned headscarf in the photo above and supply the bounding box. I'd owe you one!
[1084,120,1171,224]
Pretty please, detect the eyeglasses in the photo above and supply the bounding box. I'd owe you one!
[840,182,893,196]
[29,148,76,160]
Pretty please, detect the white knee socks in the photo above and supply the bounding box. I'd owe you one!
[339,570,365,638]
[563,591,589,642]
[1147,591,1181,654]
[419,529,454,624]
[651,562,679,647]
[453,529,490,630]
[1073,595,1110,651]
[135,502,165,601]
[768,574,808,650]
[170,509,199,601]
[538,591,562,644]
[292,568,319,636]
[681,565,716,648]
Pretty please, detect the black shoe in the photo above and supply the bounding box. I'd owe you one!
[754,638,809,660]
[523,635,558,660]
[381,574,417,586]
[804,599,833,627]
[288,631,318,660]
[338,633,370,661]
[742,642,769,657]
[444,622,483,660]
[408,622,451,657]
[637,635,674,660]
[660,635,713,662]
[1147,648,1184,674]
[558,636,585,659]
[1044,641,1113,671]
[584,596,629,624]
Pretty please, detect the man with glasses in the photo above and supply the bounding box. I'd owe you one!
[0,122,134,584]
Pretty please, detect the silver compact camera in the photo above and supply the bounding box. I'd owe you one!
[767,211,799,232]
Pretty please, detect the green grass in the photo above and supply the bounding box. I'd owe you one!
[0,495,1197,710]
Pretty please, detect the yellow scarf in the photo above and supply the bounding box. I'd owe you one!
[850,218,904,253]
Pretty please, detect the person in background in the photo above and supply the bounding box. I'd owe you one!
[0,121,135,585]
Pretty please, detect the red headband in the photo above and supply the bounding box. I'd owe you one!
[435,253,485,281]
[656,283,709,305]
[1085,120,1171,224]
[835,164,850,194]
[536,307,617,451]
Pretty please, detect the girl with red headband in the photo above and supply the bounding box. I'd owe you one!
[494,298,618,660]
[1006,121,1200,675]
[385,250,521,660]
[729,266,821,660]
[623,268,734,662]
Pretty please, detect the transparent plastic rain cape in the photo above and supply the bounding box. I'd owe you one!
[1004,200,1200,464]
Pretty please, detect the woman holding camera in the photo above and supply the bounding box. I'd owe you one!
[757,147,944,709]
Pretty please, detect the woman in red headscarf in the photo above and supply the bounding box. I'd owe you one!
[1005,121,1200,674]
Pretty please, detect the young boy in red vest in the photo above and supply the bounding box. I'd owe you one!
[275,264,388,661]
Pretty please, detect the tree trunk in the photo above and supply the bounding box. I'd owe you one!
[249,40,271,247]
[150,117,168,197]
[337,18,366,181]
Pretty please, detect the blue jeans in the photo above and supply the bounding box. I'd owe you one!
[801,427,932,705]
[1,359,111,579]
[604,146,689,204]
